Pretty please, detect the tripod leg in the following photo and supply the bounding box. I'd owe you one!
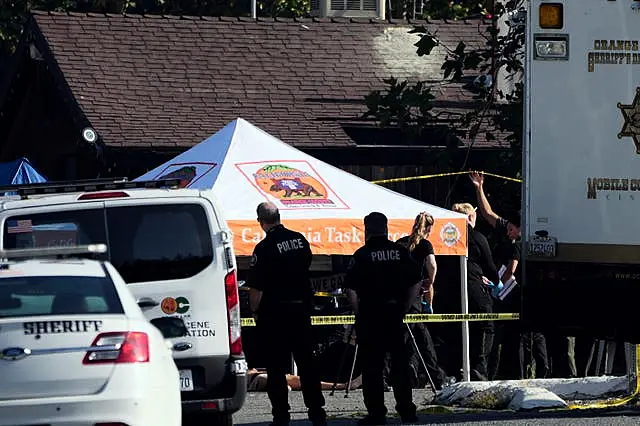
[330,325,355,396]
[584,340,596,377]
[405,323,438,394]
[345,343,359,398]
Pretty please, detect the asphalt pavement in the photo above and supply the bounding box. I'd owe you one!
[231,390,640,426]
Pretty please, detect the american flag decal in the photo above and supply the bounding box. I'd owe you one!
[6,219,33,234]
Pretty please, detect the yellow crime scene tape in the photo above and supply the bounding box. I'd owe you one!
[239,287,346,299]
[241,312,519,327]
[313,292,344,298]
[567,344,640,409]
[370,171,522,185]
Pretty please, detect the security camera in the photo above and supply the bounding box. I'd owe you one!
[82,127,98,144]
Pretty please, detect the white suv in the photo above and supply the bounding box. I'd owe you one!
[0,245,181,426]
[0,179,247,425]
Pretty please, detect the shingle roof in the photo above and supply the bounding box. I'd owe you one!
[27,11,503,149]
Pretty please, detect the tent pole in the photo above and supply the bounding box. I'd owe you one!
[460,255,471,382]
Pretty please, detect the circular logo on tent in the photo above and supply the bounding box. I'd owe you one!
[254,164,330,206]
[161,296,190,315]
[440,222,461,247]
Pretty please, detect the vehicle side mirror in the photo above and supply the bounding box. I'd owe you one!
[150,317,189,339]
[0,296,22,310]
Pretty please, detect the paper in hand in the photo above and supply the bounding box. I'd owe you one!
[497,265,518,301]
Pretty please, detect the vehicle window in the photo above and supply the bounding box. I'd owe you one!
[106,204,214,283]
[2,204,214,284]
[0,276,124,318]
[2,209,107,252]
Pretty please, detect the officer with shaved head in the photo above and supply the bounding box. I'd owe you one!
[247,202,326,426]
[345,212,422,425]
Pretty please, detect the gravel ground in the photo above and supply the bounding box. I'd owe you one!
[232,390,640,426]
[238,389,436,424]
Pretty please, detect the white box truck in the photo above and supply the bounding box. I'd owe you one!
[522,0,640,342]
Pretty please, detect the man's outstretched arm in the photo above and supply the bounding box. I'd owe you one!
[469,171,500,228]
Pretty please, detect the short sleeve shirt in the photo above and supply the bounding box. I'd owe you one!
[246,225,314,313]
[493,216,522,284]
[396,236,434,280]
[345,236,420,315]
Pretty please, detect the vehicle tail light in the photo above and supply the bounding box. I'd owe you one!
[78,191,130,200]
[224,270,243,355]
[83,332,149,364]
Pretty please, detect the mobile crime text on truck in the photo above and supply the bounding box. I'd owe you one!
[522,0,640,342]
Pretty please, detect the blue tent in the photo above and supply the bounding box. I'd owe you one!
[0,157,47,186]
[0,158,47,196]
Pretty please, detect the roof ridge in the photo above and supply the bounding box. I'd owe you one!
[30,10,487,25]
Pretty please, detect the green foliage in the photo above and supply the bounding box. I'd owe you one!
[422,0,485,21]
[1,1,75,54]
[365,78,436,138]
[364,0,525,167]
[362,0,526,208]
[269,0,309,17]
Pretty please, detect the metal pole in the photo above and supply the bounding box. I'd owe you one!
[460,255,470,382]
[405,322,437,393]
[330,325,356,396]
[345,344,359,398]
[251,0,257,18]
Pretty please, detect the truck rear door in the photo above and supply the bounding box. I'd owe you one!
[523,0,640,341]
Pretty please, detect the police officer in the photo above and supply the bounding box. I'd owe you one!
[247,202,326,426]
[345,212,422,425]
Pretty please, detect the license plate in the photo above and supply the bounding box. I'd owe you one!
[179,369,194,391]
[528,236,557,258]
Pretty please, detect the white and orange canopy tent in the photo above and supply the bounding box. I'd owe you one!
[135,118,468,257]
[136,118,474,381]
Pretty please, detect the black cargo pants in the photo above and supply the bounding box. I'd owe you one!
[257,309,326,423]
[356,311,417,419]
[522,332,550,379]
[468,281,494,381]
[546,333,577,378]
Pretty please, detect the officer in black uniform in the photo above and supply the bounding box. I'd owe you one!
[452,202,499,381]
[247,202,326,426]
[345,212,422,425]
